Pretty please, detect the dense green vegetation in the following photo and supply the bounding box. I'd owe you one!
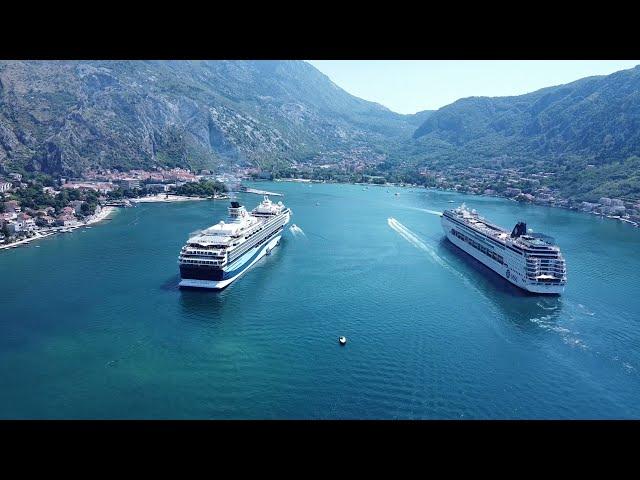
[172,179,227,197]
[267,164,435,187]
[551,156,640,202]
[106,187,145,200]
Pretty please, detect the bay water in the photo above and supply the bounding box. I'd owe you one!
[1,182,639,418]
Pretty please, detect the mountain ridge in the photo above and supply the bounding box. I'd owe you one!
[1,60,640,202]
[0,60,414,176]
[412,65,640,164]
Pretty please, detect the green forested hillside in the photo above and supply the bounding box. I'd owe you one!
[409,65,640,200]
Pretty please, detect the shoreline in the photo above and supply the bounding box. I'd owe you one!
[130,193,229,203]
[269,179,640,228]
[85,206,116,225]
[0,206,116,251]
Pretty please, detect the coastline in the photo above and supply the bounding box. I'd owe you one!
[270,178,640,228]
[1,194,230,251]
[85,206,116,225]
[0,206,116,251]
[130,193,225,203]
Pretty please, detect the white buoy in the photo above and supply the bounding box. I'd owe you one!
[339,336,347,346]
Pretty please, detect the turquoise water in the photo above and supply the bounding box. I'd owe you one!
[1,182,639,419]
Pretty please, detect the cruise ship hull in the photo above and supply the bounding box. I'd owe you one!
[442,216,564,295]
[179,233,282,290]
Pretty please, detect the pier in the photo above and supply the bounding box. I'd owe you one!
[241,187,283,197]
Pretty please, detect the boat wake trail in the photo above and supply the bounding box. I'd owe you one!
[387,218,447,268]
[386,218,496,304]
[423,209,443,216]
[417,208,443,216]
[289,224,306,237]
[401,206,443,217]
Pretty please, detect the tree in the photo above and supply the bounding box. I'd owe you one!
[80,202,95,216]
[173,180,227,197]
[2,222,11,239]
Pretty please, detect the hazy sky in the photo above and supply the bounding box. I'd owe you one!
[307,60,640,114]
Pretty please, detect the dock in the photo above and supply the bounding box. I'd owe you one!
[241,187,283,197]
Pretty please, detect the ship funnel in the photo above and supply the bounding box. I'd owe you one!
[511,221,527,238]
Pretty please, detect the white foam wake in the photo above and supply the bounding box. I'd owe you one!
[386,217,498,303]
[401,206,443,217]
[289,224,306,237]
[419,208,444,216]
[387,218,447,268]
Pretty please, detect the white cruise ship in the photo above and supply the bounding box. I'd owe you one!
[442,205,566,294]
[178,196,291,289]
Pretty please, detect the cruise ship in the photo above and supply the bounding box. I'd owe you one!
[178,196,291,289]
[442,205,566,294]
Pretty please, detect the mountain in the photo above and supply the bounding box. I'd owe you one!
[2,60,640,201]
[413,66,640,161]
[409,65,640,200]
[0,60,413,176]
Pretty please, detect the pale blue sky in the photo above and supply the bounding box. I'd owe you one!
[307,60,640,114]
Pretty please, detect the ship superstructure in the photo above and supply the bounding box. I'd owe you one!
[441,205,566,294]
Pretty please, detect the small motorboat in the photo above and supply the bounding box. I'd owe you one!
[339,336,347,346]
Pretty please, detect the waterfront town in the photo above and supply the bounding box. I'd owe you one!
[0,167,241,248]
[416,165,640,226]
[275,160,640,226]
[2,162,639,249]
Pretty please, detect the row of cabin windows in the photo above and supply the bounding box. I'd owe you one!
[245,225,264,240]
[184,250,224,257]
[188,244,227,250]
[181,259,222,265]
[245,215,280,239]
[232,222,281,254]
[451,229,504,265]
[527,258,559,263]
[229,224,282,262]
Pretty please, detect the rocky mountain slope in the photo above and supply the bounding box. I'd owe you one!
[0,60,413,176]
[1,60,639,201]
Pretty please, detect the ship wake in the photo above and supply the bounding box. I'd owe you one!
[289,224,306,237]
[387,217,492,298]
[387,218,447,268]
[403,207,443,217]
